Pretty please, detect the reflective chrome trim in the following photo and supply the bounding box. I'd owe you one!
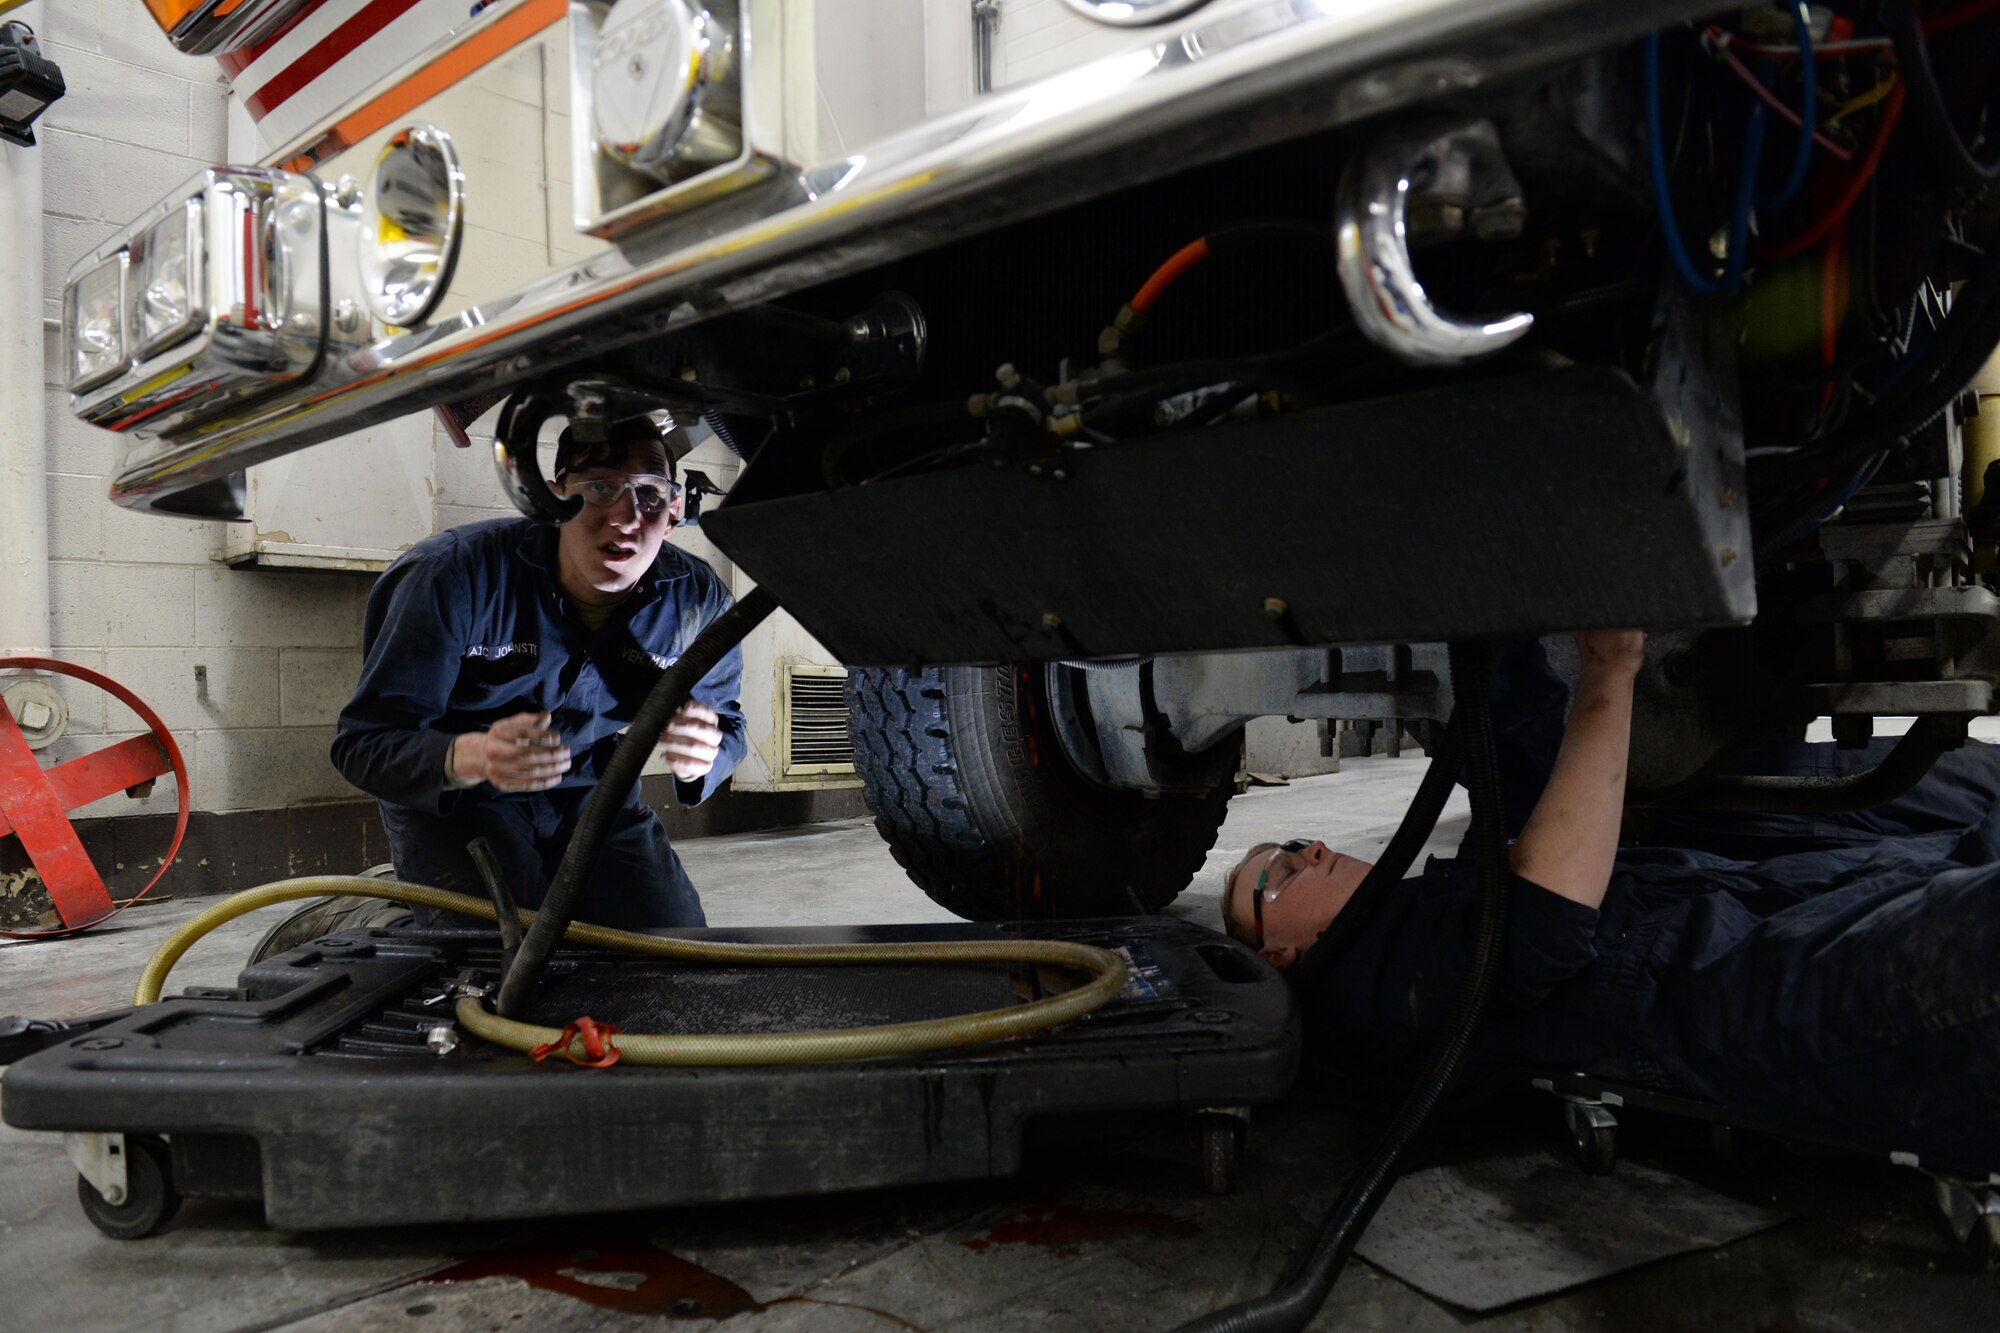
[493,386,587,524]
[1334,118,1534,366]
[159,0,315,57]
[1061,0,1214,27]
[107,0,1716,511]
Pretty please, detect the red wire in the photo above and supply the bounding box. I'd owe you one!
[1130,237,1211,313]
[1924,0,2000,37]
[1758,83,1906,261]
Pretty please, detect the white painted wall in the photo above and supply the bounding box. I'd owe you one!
[988,0,1149,89]
[1245,716,1340,779]
[29,4,535,819]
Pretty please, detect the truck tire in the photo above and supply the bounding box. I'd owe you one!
[845,664,1237,920]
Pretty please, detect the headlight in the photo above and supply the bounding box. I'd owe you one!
[130,197,205,358]
[62,166,324,433]
[64,253,125,392]
[358,123,463,328]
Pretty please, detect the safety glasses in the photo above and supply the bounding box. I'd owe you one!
[1250,838,1313,946]
[565,472,682,515]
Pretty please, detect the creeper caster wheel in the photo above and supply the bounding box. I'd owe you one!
[76,1135,180,1240]
[1191,1107,1249,1196]
[1564,1099,1619,1176]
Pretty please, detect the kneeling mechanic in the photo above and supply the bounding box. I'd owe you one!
[322,414,745,933]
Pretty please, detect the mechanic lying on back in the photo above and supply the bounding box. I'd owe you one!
[314,414,745,938]
[1223,632,2000,1169]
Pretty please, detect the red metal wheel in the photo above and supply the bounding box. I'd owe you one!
[0,657,191,938]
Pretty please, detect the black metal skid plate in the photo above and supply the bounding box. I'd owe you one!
[1,918,1296,1229]
[701,367,1755,665]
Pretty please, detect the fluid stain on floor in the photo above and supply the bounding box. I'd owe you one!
[423,1244,756,1318]
[962,1202,1199,1257]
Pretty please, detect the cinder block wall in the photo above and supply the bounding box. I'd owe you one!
[25,2,384,894]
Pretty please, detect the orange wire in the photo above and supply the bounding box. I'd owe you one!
[1130,238,1212,313]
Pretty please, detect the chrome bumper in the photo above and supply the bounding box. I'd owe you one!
[94,0,1715,513]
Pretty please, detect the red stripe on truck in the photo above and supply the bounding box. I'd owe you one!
[218,0,329,81]
[244,0,424,120]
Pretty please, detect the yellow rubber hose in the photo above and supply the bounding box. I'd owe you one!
[136,877,1129,1067]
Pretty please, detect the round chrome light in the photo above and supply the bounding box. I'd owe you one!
[358,123,464,328]
[592,0,739,183]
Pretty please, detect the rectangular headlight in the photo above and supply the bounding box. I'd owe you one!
[65,166,324,436]
[131,197,205,358]
[64,253,126,392]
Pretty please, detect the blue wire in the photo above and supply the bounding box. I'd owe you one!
[1874,331,1928,391]
[1812,451,1887,526]
[1645,34,1721,294]
[1646,30,1772,297]
[1721,102,1768,295]
[1760,2,1816,209]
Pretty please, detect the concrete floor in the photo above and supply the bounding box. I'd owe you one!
[3,757,1997,1331]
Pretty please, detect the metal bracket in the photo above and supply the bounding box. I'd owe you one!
[1562,1099,1620,1135]
[65,1131,129,1206]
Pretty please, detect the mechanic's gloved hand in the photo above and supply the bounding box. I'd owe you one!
[659,701,723,782]
[454,712,573,792]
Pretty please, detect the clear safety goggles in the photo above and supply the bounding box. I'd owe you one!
[564,472,682,515]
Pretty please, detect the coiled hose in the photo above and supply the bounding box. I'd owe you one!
[1176,641,1510,1333]
[132,580,1129,1064]
[132,875,1127,1066]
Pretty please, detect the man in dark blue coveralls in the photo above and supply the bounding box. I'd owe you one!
[327,415,746,931]
[1223,632,2000,1170]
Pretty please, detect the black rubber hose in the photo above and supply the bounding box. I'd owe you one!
[466,836,524,977]
[1284,716,1463,998]
[1175,643,1511,1333]
[1886,1,2000,188]
[496,586,779,1017]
